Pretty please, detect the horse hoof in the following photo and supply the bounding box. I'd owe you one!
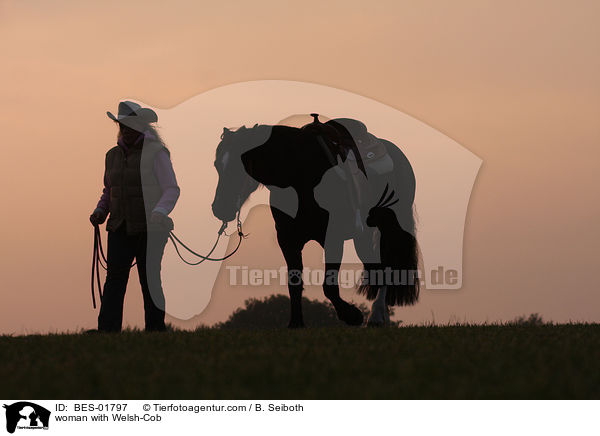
[338,304,364,326]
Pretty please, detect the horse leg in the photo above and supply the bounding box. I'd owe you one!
[277,232,305,328]
[367,286,388,327]
[323,241,364,326]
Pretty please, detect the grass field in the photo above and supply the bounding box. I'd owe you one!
[1,324,599,399]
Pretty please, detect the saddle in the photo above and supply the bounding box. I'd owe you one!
[302,114,394,229]
[346,133,393,176]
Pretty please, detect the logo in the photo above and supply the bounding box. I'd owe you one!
[3,402,50,433]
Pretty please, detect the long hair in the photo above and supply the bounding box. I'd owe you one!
[117,122,168,149]
[144,124,167,148]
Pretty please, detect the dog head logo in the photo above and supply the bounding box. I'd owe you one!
[3,402,50,433]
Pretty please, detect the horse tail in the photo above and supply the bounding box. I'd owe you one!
[357,265,380,301]
[386,204,420,306]
[357,205,420,306]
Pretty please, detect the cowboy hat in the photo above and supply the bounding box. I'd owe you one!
[107,101,158,128]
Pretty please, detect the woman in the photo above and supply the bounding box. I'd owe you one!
[89,101,180,332]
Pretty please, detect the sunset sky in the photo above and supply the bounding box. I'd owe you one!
[1,0,598,334]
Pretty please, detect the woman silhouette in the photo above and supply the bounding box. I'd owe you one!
[89,101,180,332]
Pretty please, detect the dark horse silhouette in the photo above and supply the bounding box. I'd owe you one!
[212,115,419,327]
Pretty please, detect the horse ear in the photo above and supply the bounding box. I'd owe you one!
[253,123,258,128]
[223,127,230,133]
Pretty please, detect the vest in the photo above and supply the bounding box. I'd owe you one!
[105,140,168,234]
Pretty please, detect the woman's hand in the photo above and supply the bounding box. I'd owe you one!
[89,208,107,226]
[150,211,174,231]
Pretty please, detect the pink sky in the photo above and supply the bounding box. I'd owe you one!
[0,0,599,334]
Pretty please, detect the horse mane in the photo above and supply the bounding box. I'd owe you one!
[217,124,280,158]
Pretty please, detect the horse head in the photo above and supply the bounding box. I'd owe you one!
[212,125,265,223]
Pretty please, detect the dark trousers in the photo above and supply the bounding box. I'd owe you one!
[98,223,170,332]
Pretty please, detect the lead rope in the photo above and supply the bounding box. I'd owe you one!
[168,211,245,265]
[91,225,101,309]
[91,224,136,309]
[91,211,245,308]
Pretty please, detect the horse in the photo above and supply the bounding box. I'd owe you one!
[211,115,419,327]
